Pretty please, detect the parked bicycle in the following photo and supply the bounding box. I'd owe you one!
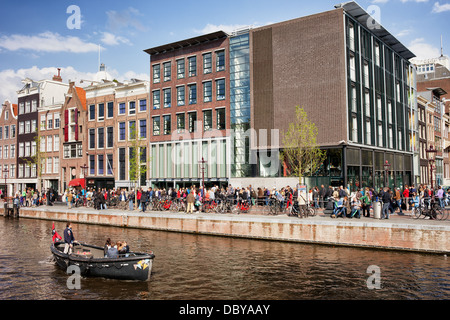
[413,197,444,220]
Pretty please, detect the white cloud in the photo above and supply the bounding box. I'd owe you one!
[372,0,389,4]
[100,32,131,46]
[395,29,413,37]
[432,2,450,12]
[0,32,99,53]
[408,38,441,60]
[400,0,429,3]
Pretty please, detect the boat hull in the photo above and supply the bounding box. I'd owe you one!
[51,242,154,281]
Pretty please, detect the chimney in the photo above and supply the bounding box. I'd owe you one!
[53,68,62,82]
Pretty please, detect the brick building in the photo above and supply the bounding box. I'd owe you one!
[145,31,231,189]
[144,1,418,190]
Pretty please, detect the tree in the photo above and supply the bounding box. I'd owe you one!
[26,131,46,193]
[280,106,326,184]
[128,122,149,209]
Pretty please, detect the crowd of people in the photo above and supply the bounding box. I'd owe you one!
[5,183,449,219]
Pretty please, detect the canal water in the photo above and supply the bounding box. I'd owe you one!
[0,217,448,300]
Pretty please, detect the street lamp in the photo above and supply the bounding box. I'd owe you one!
[384,160,390,188]
[426,145,437,189]
[198,157,207,210]
[80,164,88,204]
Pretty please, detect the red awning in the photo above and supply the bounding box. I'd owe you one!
[68,178,85,189]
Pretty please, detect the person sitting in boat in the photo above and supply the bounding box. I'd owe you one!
[104,238,112,256]
[118,241,130,255]
[106,242,119,259]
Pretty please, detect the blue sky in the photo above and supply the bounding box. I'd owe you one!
[0,0,449,104]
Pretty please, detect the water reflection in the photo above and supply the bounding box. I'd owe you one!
[0,218,448,300]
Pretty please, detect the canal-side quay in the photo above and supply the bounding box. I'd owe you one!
[2,205,450,254]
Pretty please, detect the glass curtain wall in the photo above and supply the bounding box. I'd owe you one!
[229,33,251,178]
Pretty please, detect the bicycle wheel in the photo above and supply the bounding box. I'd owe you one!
[308,206,316,217]
[231,205,240,214]
[413,207,422,219]
[434,207,444,220]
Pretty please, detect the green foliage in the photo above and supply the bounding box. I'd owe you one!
[281,106,326,183]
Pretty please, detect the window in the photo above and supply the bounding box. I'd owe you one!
[152,64,160,83]
[188,84,197,105]
[98,127,104,148]
[19,143,24,157]
[107,154,113,175]
[348,23,355,51]
[163,61,171,81]
[366,120,371,145]
[139,119,147,138]
[177,59,185,79]
[0,127,2,139]
[89,155,95,174]
[374,42,380,66]
[47,157,52,175]
[54,135,59,151]
[129,121,136,140]
[89,129,95,149]
[98,155,104,175]
[31,141,36,157]
[349,54,356,81]
[4,145,8,159]
[163,88,171,108]
[19,122,24,135]
[25,142,30,157]
[129,101,136,115]
[107,127,113,148]
[364,90,370,116]
[4,126,8,139]
[217,108,226,130]
[163,115,171,135]
[351,116,357,142]
[119,102,126,115]
[363,61,369,88]
[153,90,160,109]
[203,53,212,74]
[177,113,185,133]
[216,79,225,100]
[203,110,212,131]
[55,114,60,128]
[31,100,37,112]
[351,85,357,113]
[89,104,95,120]
[31,120,37,133]
[378,123,383,147]
[139,99,147,112]
[119,148,125,180]
[47,136,52,152]
[25,121,30,134]
[47,116,53,129]
[152,116,160,136]
[25,101,30,113]
[10,144,15,159]
[216,50,225,71]
[98,103,104,120]
[177,86,185,106]
[107,102,114,118]
[54,157,59,174]
[203,81,212,102]
[19,103,24,115]
[188,56,196,77]
[188,112,197,133]
[119,122,125,140]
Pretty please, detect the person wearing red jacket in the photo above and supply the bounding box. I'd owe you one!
[403,185,410,211]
